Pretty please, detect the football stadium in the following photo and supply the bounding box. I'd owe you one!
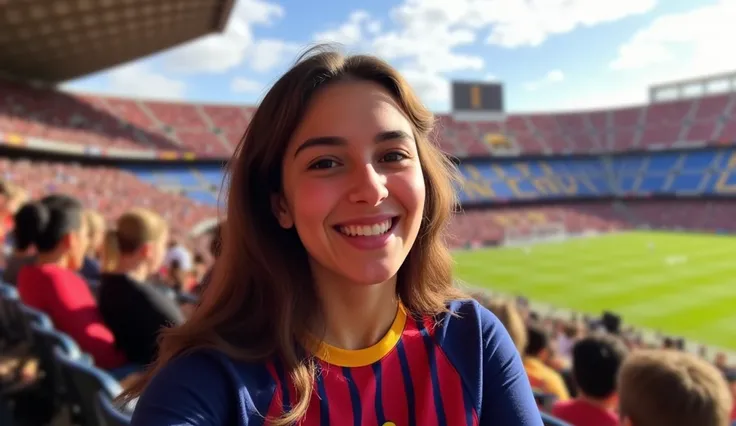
[1,1,736,425]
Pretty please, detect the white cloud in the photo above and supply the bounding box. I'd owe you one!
[524,69,565,91]
[484,73,499,82]
[162,0,297,74]
[610,0,736,79]
[231,77,262,93]
[314,10,380,46]
[68,63,187,100]
[249,39,301,73]
[314,0,654,106]
[483,0,657,48]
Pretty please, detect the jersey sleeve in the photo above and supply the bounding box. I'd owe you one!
[477,303,543,425]
[131,352,234,425]
[439,300,543,425]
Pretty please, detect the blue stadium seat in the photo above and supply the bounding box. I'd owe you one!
[54,346,123,426]
[542,412,571,426]
[20,305,51,329]
[29,324,82,414]
[96,391,131,426]
[0,283,26,345]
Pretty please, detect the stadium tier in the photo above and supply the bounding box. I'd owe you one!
[3,80,736,158]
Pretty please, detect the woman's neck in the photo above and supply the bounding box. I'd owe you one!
[35,251,69,268]
[115,256,150,283]
[313,270,399,351]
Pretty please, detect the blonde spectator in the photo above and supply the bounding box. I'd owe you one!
[619,350,732,426]
[97,208,184,367]
[80,209,106,280]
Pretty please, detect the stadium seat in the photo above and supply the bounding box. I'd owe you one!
[20,305,51,330]
[0,284,26,346]
[54,346,123,426]
[29,324,82,415]
[96,391,132,426]
[542,412,572,426]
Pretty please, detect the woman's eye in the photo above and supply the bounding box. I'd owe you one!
[381,151,408,162]
[309,159,339,170]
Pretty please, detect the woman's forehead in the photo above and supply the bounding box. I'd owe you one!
[288,81,413,151]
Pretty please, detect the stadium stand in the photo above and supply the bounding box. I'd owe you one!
[2,81,736,158]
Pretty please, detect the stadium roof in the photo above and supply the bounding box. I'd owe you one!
[0,0,234,84]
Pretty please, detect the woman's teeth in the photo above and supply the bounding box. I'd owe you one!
[338,219,393,237]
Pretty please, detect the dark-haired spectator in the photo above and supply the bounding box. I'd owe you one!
[98,208,184,366]
[551,333,628,426]
[16,194,128,371]
[525,321,570,402]
[619,350,731,426]
[3,201,42,285]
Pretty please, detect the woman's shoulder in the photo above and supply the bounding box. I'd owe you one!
[439,298,504,336]
[132,350,278,425]
[431,298,516,362]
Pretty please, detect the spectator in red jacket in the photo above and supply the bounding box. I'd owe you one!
[17,194,127,371]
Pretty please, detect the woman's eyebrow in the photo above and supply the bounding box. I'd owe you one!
[294,130,414,158]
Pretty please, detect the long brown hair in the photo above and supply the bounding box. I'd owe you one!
[121,44,464,424]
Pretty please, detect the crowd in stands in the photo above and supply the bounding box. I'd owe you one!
[473,292,736,426]
[3,80,736,157]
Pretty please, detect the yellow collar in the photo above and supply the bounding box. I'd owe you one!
[310,305,407,367]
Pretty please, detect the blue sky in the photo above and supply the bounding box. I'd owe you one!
[64,0,735,113]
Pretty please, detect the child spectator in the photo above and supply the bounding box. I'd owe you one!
[552,333,628,426]
[618,350,731,426]
[525,320,570,402]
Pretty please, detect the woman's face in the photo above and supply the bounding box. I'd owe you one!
[277,80,426,286]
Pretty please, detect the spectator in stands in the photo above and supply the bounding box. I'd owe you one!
[98,208,184,367]
[194,222,222,294]
[124,47,540,425]
[164,238,192,273]
[2,201,42,285]
[724,369,736,424]
[101,229,119,272]
[16,194,128,371]
[551,333,628,426]
[525,320,570,402]
[618,350,731,426]
[0,181,26,248]
[79,209,105,281]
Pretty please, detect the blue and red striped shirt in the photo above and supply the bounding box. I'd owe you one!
[131,299,542,425]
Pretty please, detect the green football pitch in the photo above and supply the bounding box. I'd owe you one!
[453,231,736,350]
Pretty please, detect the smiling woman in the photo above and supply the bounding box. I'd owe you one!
[122,44,542,426]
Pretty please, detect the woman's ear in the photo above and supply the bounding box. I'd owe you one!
[271,193,294,229]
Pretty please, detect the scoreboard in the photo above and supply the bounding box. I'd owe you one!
[452,81,504,114]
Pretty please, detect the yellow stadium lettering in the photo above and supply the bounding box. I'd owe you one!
[383,422,397,426]
[715,169,736,193]
[557,176,579,195]
[532,176,560,196]
[462,165,495,200]
[470,85,482,109]
[507,178,535,198]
